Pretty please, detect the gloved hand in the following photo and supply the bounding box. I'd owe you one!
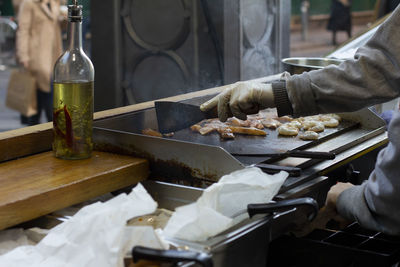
[200,81,275,122]
[325,182,354,209]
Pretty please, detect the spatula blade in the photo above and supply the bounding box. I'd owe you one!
[155,101,216,133]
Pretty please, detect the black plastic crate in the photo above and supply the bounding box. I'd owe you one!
[267,222,400,267]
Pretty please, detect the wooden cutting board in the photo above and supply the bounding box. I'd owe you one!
[0,151,149,230]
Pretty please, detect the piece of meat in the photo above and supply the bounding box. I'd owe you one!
[142,128,163,137]
[319,115,340,127]
[249,119,264,129]
[275,115,293,123]
[261,118,282,129]
[226,117,264,129]
[321,118,339,127]
[278,125,299,136]
[302,121,325,132]
[327,113,342,122]
[227,126,267,136]
[226,117,251,127]
[217,127,235,139]
[163,132,175,137]
[199,126,217,135]
[299,131,319,140]
[286,121,302,129]
[191,118,266,138]
[190,124,202,132]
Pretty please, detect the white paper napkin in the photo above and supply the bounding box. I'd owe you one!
[163,167,288,242]
[0,183,165,267]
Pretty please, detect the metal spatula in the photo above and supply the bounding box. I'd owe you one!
[155,101,218,133]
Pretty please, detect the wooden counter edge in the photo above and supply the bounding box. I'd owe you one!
[0,157,149,230]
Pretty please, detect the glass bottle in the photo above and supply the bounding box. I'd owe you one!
[53,0,94,159]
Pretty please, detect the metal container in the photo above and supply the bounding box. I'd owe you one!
[282,57,344,75]
[129,180,318,267]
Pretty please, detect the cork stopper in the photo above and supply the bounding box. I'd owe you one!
[68,0,82,22]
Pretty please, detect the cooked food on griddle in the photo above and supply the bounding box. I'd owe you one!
[299,131,319,140]
[188,109,341,140]
[278,114,341,137]
[274,115,293,123]
[260,118,282,129]
[278,124,299,136]
[142,128,163,137]
[190,118,267,139]
[142,128,174,138]
[163,132,175,137]
[319,115,340,127]
[286,120,302,129]
[301,120,325,132]
[217,127,235,139]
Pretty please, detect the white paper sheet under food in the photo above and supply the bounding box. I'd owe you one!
[0,183,168,267]
[163,167,288,242]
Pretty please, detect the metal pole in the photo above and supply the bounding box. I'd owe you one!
[301,0,309,41]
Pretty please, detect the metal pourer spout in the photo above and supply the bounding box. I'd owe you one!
[68,0,82,22]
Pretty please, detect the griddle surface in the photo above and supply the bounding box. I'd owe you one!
[170,120,358,165]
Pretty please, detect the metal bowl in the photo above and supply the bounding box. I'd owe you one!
[282,57,344,75]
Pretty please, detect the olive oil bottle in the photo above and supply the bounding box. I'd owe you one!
[53,0,94,159]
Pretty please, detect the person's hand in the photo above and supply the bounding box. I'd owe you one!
[325,182,354,210]
[200,81,275,122]
[20,59,29,70]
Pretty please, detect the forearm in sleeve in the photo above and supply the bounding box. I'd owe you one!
[337,112,400,235]
[336,183,384,233]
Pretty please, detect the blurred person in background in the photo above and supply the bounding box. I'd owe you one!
[376,0,400,18]
[11,0,22,15]
[327,0,352,45]
[16,0,64,125]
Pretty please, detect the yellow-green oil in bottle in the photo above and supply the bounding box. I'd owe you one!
[53,81,94,159]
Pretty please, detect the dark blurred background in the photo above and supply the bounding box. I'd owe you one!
[0,0,398,131]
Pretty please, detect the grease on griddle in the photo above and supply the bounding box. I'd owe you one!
[94,141,217,187]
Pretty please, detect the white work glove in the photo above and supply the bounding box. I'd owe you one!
[200,81,275,122]
[325,182,354,210]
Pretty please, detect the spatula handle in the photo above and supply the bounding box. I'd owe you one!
[132,246,213,267]
[288,150,335,159]
[247,197,319,221]
[256,163,302,177]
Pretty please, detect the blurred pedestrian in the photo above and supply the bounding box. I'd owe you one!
[376,0,400,18]
[11,0,23,15]
[16,0,64,125]
[327,0,352,45]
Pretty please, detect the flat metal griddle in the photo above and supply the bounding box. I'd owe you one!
[169,118,358,165]
[169,95,359,165]
[93,106,386,191]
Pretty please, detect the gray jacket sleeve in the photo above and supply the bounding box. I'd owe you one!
[276,6,400,117]
[271,6,400,235]
[337,111,400,235]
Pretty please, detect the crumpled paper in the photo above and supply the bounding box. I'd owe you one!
[0,229,35,256]
[0,183,167,267]
[163,167,288,242]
